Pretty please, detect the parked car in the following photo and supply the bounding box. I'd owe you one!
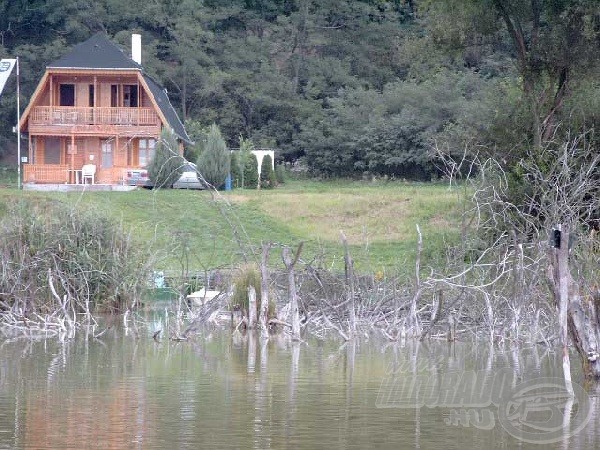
[125,168,152,188]
[125,162,205,189]
[172,162,206,190]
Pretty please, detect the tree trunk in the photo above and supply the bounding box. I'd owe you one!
[549,226,600,379]
[282,243,303,341]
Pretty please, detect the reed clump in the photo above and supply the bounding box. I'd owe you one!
[0,198,153,318]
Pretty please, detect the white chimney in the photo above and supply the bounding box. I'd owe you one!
[132,34,142,65]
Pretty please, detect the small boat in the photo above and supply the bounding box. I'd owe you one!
[186,288,221,306]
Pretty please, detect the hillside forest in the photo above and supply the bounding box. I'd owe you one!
[0,0,599,180]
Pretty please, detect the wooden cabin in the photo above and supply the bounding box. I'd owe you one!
[19,33,191,186]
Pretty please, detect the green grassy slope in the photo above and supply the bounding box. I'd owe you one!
[0,180,465,274]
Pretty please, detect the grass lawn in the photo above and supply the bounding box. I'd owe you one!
[0,177,466,275]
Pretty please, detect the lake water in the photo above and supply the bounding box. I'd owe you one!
[0,309,598,449]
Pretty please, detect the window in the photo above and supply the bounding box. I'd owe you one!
[138,138,156,167]
[59,84,75,106]
[44,138,61,164]
[111,85,118,107]
[111,84,138,107]
[89,85,95,107]
[123,85,138,107]
[101,140,113,168]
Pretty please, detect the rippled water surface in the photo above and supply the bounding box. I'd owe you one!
[0,311,598,449]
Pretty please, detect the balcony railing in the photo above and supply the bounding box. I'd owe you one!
[30,106,159,126]
[23,164,69,184]
[24,164,132,185]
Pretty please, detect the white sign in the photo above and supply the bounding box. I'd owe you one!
[0,59,16,98]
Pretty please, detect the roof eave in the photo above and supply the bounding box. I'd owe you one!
[46,66,142,71]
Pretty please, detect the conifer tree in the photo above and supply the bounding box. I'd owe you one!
[148,129,184,189]
[197,124,230,189]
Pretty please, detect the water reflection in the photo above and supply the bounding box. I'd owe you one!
[0,328,597,449]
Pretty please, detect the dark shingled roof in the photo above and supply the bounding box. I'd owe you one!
[48,33,192,143]
[48,33,142,70]
[143,74,191,144]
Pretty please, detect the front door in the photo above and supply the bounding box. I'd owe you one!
[101,140,113,169]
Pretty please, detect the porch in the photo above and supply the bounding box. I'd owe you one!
[23,164,136,186]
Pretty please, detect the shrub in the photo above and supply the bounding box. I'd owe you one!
[275,163,286,185]
[230,264,275,318]
[230,264,261,317]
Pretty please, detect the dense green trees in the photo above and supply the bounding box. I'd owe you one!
[425,0,600,152]
[0,0,598,180]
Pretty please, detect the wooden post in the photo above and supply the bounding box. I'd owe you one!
[447,313,456,342]
[70,133,75,182]
[282,243,303,341]
[259,243,271,339]
[408,224,422,337]
[556,227,574,394]
[248,285,257,329]
[340,231,356,337]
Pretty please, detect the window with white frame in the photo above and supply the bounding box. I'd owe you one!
[138,138,156,167]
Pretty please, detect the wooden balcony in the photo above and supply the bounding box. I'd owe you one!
[28,106,161,136]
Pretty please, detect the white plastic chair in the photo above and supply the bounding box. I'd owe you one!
[81,164,96,184]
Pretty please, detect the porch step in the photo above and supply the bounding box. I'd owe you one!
[23,183,137,192]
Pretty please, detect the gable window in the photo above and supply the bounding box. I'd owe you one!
[59,84,75,106]
[138,138,156,167]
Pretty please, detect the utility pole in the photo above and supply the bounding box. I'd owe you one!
[16,56,21,190]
